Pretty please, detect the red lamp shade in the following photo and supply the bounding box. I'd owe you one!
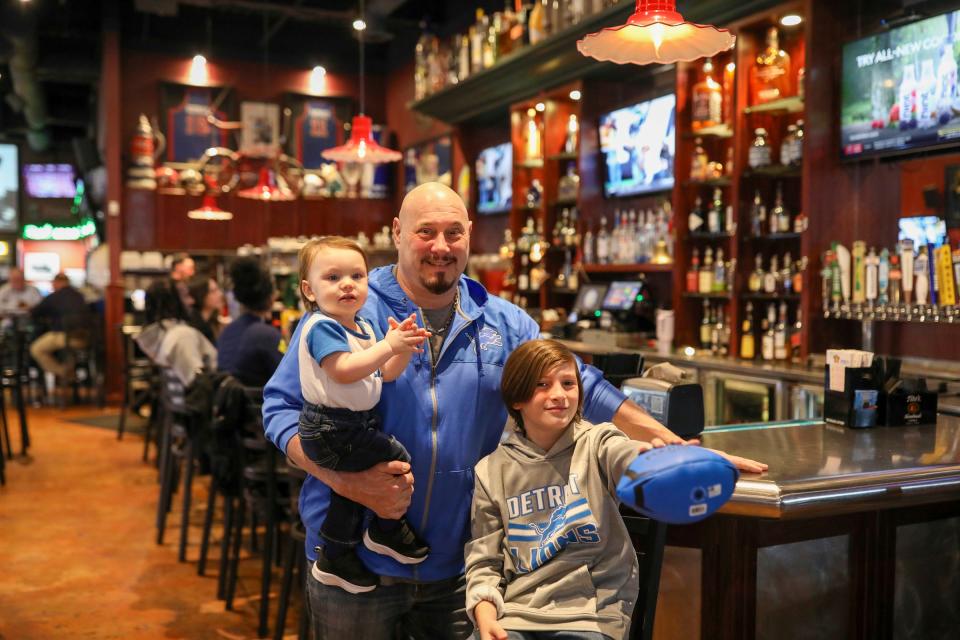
[577,0,735,65]
[188,194,234,221]
[321,115,402,164]
[238,167,296,201]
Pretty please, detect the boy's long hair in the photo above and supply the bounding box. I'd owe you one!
[298,236,369,311]
[501,339,583,431]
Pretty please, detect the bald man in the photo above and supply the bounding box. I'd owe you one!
[0,267,42,316]
[263,183,765,639]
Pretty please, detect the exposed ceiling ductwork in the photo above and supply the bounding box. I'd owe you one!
[0,9,50,151]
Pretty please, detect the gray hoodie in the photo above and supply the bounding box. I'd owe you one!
[465,421,641,640]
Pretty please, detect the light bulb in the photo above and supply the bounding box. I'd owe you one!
[353,19,366,31]
[189,54,208,85]
[780,14,802,27]
[535,102,546,112]
[649,22,666,57]
[569,90,582,101]
[310,65,327,94]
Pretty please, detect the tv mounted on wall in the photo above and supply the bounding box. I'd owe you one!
[475,142,512,214]
[599,93,676,198]
[23,163,77,198]
[840,10,960,159]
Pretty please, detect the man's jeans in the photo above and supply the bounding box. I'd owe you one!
[306,568,472,640]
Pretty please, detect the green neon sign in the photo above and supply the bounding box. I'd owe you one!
[22,218,97,241]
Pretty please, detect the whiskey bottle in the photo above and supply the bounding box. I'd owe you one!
[692,58,723,131]
[749,128,772,169]
[523,108,542,161]
[517,254,530,290]
[773,183,790,233]
[582,222,594,265]
[763,255,779,294]
[748,254,764,292]
[691,138,708,181]
[740,302,756,360]
[689,196,705,234]
[761,305,775,362]
[750,26,791,105]
[713,247,726,293]
[687,248,700,292]
[699,247,715,294]
[790,313,803,363]
[700,301,713,350]
[774,301,788,361]
[596,216,610,264]
[750,190,766,237]
[782,251,793,294]
[707,188,723,234]
[470,10,487,74]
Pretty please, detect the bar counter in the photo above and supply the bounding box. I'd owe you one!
[649,416,960,640]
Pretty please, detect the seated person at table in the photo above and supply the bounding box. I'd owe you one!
[465,340,655,640]
[217,257,283,388]
[29,273,91,382]
[0,267,42,317]
[187,274,225,344]
[136,278,216,387]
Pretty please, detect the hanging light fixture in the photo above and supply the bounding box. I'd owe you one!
[577,1,735,66]
[322,0,401,164]
[188,193,234,221]
[238,166,296,201]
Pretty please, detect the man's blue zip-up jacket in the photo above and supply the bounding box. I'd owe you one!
[262,266,628,582]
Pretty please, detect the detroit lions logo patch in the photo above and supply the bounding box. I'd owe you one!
[478,327,502,351]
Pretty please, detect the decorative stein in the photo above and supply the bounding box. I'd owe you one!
[127,114,166,189]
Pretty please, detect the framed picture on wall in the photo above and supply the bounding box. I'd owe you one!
[403,135,453,194]
[282,93,353,169]
[0,143,19,233]
[159,82,236,163]
[240,101,281,157]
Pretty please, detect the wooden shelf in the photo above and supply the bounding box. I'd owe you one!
[683,292,733,300]
[686,124,734,139]
[553,198,578,207]
[582,263,673,274]
[684,177,732,187]
[547,152,578,161]
[552,287,579,295]
[742,292,801,302]
[745,232,802,242]
[742,165,802,179]
[689,231,735,240]
[744,95,804,115]
[517,159,545,169]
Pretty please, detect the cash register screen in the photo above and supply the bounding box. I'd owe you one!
[602,281,642,311]
[573,284,608,315]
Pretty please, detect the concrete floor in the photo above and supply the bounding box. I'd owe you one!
[0,405,302,639]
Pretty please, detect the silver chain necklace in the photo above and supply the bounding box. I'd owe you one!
[422,289,460,336]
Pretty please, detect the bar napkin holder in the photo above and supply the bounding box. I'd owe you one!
[824,357,937,427]
[824,366,880,428]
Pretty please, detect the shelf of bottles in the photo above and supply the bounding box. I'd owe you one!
[820,237,960,326]
[412,0,620,104]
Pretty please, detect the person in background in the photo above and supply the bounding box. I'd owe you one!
[187,275,225,343]
[169,252,196,309]
[217,257,283,388]
[0,267,42,316]
[29,273,90,381]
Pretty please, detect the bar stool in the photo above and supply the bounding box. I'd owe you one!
[622,509,668,640]
[0,327,30,457]
[117,326,156,441]
[273,459,308,640]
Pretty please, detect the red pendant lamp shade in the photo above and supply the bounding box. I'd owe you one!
[238,167,295,201]
[577,0,735,65]
[321,115,402,164]
[188,193,234,220]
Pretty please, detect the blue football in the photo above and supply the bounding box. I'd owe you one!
[616,445,739,525]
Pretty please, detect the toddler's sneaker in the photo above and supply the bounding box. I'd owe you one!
[312,546,378,594]
[363,518,429,564]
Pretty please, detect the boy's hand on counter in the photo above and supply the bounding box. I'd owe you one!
[706,448,768,474]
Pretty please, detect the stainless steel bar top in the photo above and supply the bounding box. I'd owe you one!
[700,415,960,519]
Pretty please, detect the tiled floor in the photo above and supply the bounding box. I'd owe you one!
[0,405,302,639]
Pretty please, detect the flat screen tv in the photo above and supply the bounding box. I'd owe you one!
[840,10,960,159]
[0,144,18,232]
[23,163,77,198]
[599,94,675,198]
[898,215,947,247]
[475,142,512,214]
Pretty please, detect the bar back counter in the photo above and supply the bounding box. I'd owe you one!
[650,416,960,640]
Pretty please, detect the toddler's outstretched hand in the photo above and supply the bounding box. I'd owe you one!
[385,314,428,354]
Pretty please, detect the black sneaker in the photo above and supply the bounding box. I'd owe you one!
[363,518,430,565]
[311,547,379,594]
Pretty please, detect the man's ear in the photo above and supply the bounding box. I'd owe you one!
[392,217,401,247]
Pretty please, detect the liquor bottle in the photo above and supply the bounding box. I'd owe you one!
[497,5,516,59]
[772,183,790,233]
[793,256,806,294]
[620,209,633,263]
[748,254,764,292]
[719,311,731,357]
[780,124,797,166]
[782,251,793,294]
[711,309,723,356]
[483,13,499,68]
[583,222,594,265]
[564,114,580,154]
[499,228,516,261]
[692,58,723,131]
[750,190,766,237]
[414,24,431,100]
[517,254,530,290]
[700,301,713,350]
[707,188,723,234]
[774,302,788,361]
[470,10,487,74]
[790,312,803,364]
[699,247,715,294]
[524,108,542,161]
[689,196,705,234]
[722,60,736,126]
[792,120,804,165]
[793,210,808,234]
[457,34,471,81]
[596,216,610,264]
[761,304,776,362]
[750,26,791,105]
[713,247,726,292]
[763,255,779,294]
[687,248,700,292]
[740,302,755,360]
[749,128,772,169]
[529,0,550,44]
[691,138,708,181]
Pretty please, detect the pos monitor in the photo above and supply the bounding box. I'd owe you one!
[602,281,643,311]
[573,283,608,316]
